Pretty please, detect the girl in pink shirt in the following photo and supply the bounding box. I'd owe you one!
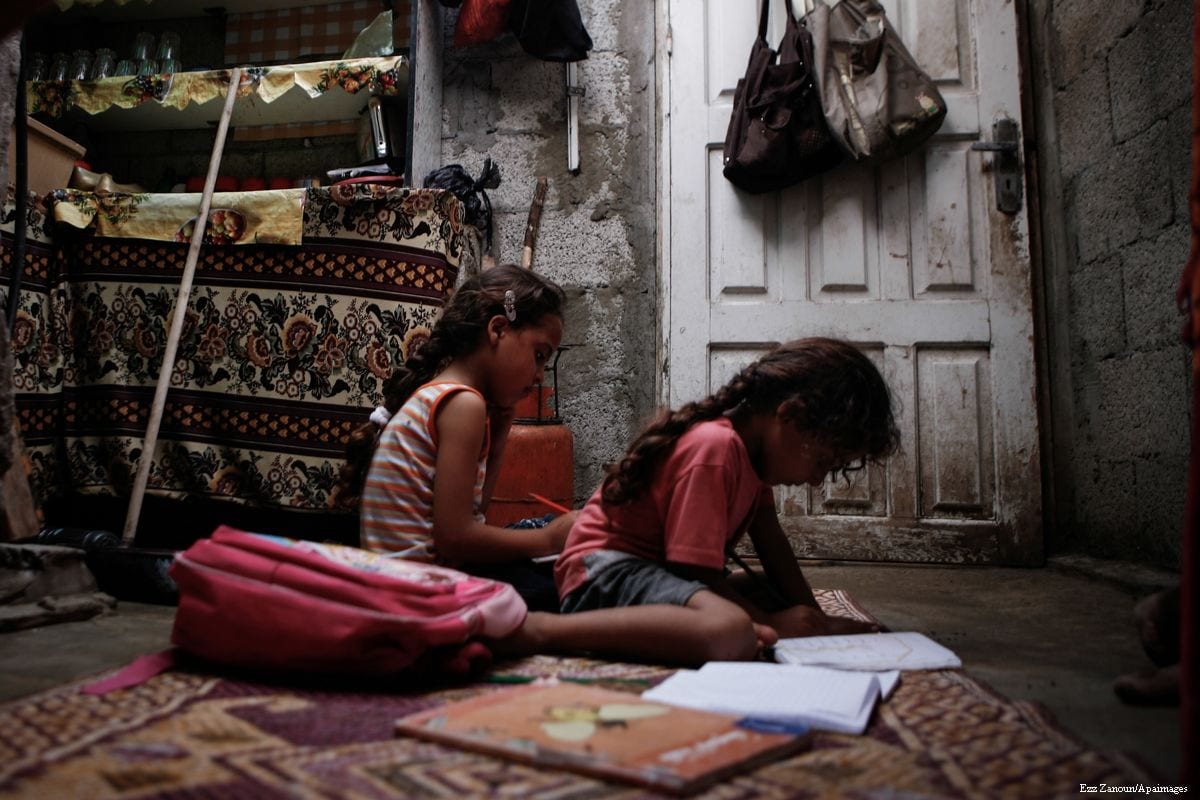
[526,338,899,663]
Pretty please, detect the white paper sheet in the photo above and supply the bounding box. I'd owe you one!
[772,632,961,672]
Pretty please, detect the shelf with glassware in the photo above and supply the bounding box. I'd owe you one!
[24,54,409,133]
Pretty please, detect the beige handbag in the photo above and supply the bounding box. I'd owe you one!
[806,0,947,163]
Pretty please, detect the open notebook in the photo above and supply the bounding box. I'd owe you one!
[772,632,962,671]
[641,662,899,736]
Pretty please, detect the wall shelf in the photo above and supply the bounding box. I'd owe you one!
[27,55,408,132]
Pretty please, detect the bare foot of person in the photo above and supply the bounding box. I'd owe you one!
[489,611,552,659]
[1113,664,1180,706]
[1133,588,1180,668]
[753,622,779,655]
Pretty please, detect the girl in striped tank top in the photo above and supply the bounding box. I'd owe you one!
[338,264,576,611]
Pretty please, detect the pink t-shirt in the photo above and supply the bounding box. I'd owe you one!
[554,417,774,600]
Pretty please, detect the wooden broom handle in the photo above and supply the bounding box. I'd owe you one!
[122,68,242,546]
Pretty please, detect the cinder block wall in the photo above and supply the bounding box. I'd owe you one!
[439,1,658,502]
[1033,0,1193,567]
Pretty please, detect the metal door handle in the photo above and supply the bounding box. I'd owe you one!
[970,141,1019,153]
[973,117,1022,215]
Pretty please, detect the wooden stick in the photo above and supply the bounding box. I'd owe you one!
[2,419,41,541]
[122,68,242,546]
[520,177,548,269]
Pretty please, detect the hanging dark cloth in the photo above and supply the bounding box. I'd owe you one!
[506,0,593,62]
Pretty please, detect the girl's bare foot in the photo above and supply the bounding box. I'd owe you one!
[1114,664,1180,706]
[753,622,779,653]
[489,611,552,658]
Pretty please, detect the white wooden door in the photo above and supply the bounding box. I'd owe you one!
[663,0,1042,564]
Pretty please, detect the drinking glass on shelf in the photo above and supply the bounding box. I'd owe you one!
[114,59,136,76]
[137,59,159,76]
[156,31,180,62]
[48,52,69,82]
[132,31,155,61]
[158,58,179,74]
[68,50,92,81]
[90,48,116,80]
[26,53,47,82]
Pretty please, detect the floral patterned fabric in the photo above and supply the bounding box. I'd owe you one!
[26,56,406,119]
[1,185,464,520]
[48,188,306,245]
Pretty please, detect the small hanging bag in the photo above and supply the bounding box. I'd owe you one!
[807,0,947,163]
[722,0,843,194]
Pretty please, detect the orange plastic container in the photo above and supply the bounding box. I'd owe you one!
[487,421,574,527]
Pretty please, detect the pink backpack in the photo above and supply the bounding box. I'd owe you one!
[169,526,528,676]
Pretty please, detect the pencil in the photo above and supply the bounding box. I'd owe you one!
[529,492,572,515]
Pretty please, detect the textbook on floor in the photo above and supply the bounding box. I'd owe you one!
[394,682,810,795]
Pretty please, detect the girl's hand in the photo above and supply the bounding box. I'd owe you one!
[767,605,882,638]
[819,615,883,635]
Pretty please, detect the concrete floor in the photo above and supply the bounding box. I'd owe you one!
[0,558,1183,783]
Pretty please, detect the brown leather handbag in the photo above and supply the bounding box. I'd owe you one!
[807,0,947,163]
[722,0,843,194]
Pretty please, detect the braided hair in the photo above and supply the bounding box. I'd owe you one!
[601,337,899,505]
[336,264,565,508]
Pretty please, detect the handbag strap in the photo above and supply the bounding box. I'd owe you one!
[760,0,801,44]
[758,0,771,41]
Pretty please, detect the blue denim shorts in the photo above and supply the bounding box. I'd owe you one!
[560,550,707,613]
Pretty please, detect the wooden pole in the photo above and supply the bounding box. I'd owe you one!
[122,68,241,546]
[520,177,548,269]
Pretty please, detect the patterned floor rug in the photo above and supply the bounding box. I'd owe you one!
[0,591,1153,799]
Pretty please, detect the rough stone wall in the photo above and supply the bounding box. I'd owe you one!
[439,1,657,501]
[1038,0,1193,567]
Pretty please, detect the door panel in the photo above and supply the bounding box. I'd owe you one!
[665,0,1042,564]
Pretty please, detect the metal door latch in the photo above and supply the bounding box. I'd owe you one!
[971,117,1022,215]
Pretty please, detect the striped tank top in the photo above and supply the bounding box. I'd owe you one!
[359,382,489,561]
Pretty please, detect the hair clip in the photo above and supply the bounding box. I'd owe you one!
[370,406,392,428]
[503,289,517,322]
